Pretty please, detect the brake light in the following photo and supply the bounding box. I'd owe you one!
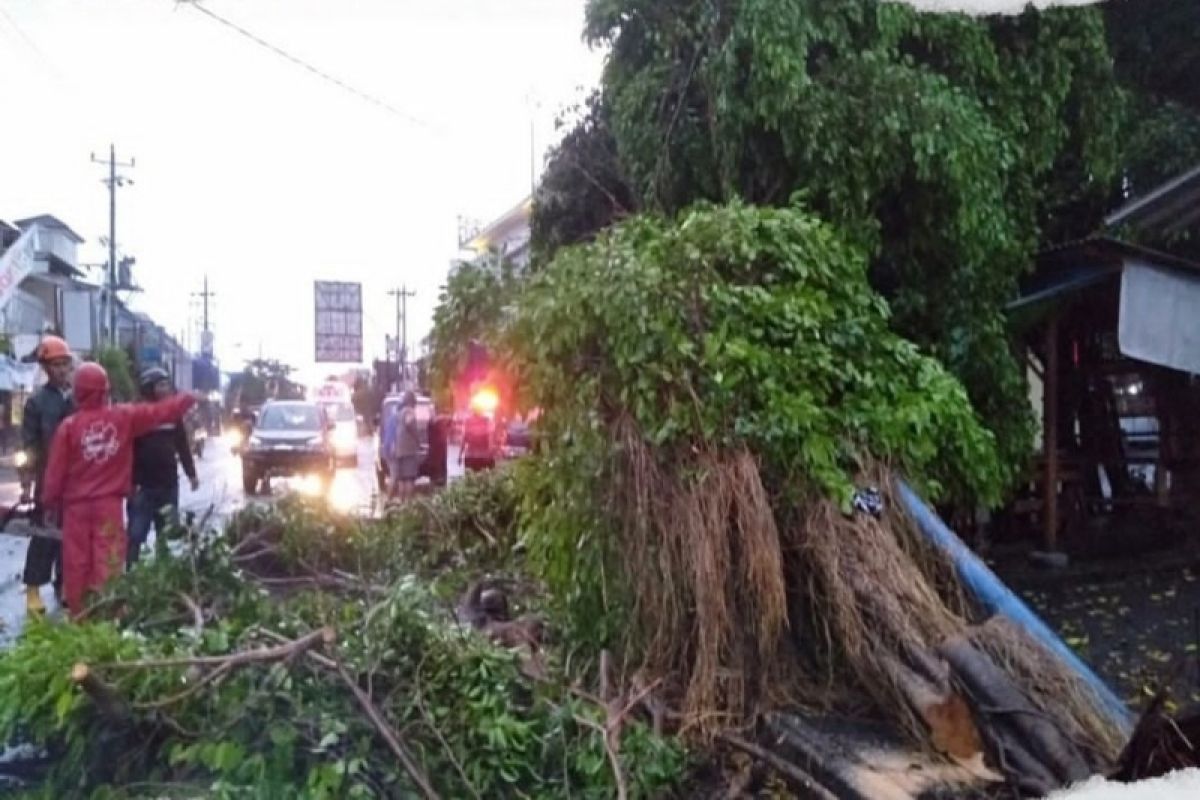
[469,387,500,416]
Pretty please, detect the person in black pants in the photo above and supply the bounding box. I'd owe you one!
[127,367,199,568]
[19,336,75,615]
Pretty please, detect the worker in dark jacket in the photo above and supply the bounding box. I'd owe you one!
[19,335,75,615]
[126,367,199,567]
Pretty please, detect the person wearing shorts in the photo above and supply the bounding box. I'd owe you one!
[382,391,421,501]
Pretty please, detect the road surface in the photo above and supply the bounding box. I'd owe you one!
[0,434,465,643]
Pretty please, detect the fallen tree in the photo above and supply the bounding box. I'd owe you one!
[0,482,686,798]
[503,202,1127,794]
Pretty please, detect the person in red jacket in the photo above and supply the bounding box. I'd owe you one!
[41,362,197,617]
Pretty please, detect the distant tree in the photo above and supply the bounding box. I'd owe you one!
[531,92,637,260]
[1103,0,1200,258]
[96,346,136,402]
[230,358,302,406]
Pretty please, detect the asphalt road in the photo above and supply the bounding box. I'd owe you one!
[0,434,464,643]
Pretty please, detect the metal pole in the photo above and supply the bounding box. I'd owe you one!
[1043,314,1060,552]
[108,144,116,345]
[93,144,133,346]
[400,285,408,385]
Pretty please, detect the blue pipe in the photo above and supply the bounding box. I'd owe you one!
[896,480,1134,734]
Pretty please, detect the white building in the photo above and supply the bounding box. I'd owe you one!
[459,196,533,273]
[7,214,100,359]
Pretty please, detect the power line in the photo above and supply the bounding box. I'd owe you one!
[0,3,64,81]
[176,0,438,131]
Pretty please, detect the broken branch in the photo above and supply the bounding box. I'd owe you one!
[573,712,629,800]
[70,663,130,723]
[333,659,440,800]
[99,627,335,671]
[716,731,838,800]
[177,592,204,641]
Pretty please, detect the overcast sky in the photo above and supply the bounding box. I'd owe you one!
[1,0,603,384]
[0,0,1104,384]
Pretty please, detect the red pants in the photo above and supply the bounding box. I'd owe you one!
[62,497,126,618]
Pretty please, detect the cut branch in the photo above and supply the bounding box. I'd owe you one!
[71,663,130,723]
[333,659,439,800]
[100,627,335,671]
[177,592,204,640]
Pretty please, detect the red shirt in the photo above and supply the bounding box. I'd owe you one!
[42,394,196,508]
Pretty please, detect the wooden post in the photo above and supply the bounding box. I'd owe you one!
[1155,372,1171,508]
[1043,314,1060,552]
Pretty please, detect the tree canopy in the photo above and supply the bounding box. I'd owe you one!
[527,0,1144,486]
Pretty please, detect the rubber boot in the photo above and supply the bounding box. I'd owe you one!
[25,585,45,616]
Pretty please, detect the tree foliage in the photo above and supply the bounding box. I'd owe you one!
[509,203,1004,646]
[95,346,136,403]
[526,0,1134,487]
[531,92,638,260]
[1103,0,1200,259]
[228,358,304,408]
[0,490,687,798]
[426,258,522,409]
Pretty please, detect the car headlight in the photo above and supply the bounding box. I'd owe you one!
[306,435,325,449]
[14,450,29,469]
[248,435,264,449]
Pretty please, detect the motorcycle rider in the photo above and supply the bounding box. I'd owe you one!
[18,335,75,616]
[459,408,496,473]
[127,367,199,568]
[41,362,196,617]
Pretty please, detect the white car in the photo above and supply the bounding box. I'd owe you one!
[320,401,359,467]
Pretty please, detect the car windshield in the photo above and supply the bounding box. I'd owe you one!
[322,403,356,422]
[258,405,322,431]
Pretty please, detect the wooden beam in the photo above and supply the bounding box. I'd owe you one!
[1043,314,1060,552]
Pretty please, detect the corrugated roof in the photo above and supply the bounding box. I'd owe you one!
[1105,164,1200,235]
[1007,235,1200,330]
[1034,235,1200,275]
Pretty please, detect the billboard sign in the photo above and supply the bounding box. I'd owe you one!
[314,281,363,363]
[0,224,39,316]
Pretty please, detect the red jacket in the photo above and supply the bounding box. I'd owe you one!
[42,372,196,509]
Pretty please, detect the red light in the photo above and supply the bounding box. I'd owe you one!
[470,387,500,415]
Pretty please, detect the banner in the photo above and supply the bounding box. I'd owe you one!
[0,224,39,316]
[314,281,363,363]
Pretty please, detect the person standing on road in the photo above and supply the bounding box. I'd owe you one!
[382,392,421,501]
[127,367,199,568]
[18,335,75,616]
[41,362,196,618]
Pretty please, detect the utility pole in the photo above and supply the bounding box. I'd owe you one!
[91,144,135,346]
[190,275,217,366]
[192,274,215,332]
[387,286,415,388]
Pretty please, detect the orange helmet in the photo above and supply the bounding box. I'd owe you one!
[37,335,72,363]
